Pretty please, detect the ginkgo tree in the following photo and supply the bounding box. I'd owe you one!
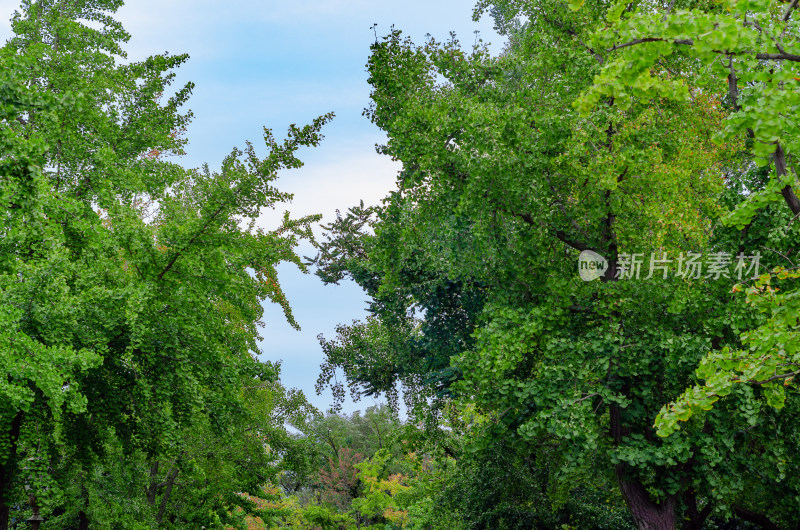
[562,0,800,439]
[0,1,330,527]
[315,1,800,527]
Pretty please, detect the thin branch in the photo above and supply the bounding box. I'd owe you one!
[743,370,800,386]
[663,0,677,20]
[783,0,799,22]
[571,392,600,405]
[157,203,226,280]
[609,36,800,62]
[610,37,694,52]
[512,211,597,253]
[761,246,795,266]
[787,209,800,228]
[744,19,787,54]
[656,58,682,77]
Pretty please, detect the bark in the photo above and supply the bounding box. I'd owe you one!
[146,460,160,506]
[617,470,677,530]
[681,489,712,530]
[78,482,90,530]
[775,143,800,216]
[78,510,89,530]
[727,57,741,113]
[0,412,23,530]
[611,405,678,530]
[780,184,800,216]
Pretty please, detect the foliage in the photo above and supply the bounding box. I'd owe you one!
[313,1,800,527]
[0,0,330,527]
[565,0,800,438]
[3,0,800,527]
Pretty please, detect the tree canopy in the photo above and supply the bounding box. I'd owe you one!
[313,1,800,528]
[3,0,800,528]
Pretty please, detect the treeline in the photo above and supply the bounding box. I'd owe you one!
[242,405,634,529]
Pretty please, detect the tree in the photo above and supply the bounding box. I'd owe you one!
[0,0,333,526]
[566,0,800,439]
[315,4,800,527]
[315,203,484,416]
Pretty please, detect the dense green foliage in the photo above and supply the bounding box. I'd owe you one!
[0,1,327,527]
[3,0,800,528]
[313,1,800,529]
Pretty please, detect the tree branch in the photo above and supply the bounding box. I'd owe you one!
[610,37,694,52]
[744,370,800,386]
[512,211,597,253]
[783,0,799,22]
[775,143,800,216]
[157,203,227,280]
[727,56,741,112]
[755,52,800,62]
[609,36,800,62]
[733,505,780,530]
[663,0,677,20]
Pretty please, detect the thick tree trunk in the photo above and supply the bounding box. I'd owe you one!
[611,404,677,530]
[0,411,23,530]
[616,467,677,530]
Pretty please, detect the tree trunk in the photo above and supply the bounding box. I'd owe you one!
[146,460,160,505]
[681,489,712,530]
[78,482,90,530]
[78,509,90,530]
[611,405,677,530]
[0,412,23,530]
[617,470,677,530]
[156,467,179,525]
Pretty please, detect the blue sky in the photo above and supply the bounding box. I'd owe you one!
[0,0,502,413]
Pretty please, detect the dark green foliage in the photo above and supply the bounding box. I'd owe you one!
[312,1,800,528]
[441,440,634,530]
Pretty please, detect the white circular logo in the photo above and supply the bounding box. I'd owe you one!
[578,250,608,281]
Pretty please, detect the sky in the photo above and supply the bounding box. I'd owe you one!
[0,0,502,413]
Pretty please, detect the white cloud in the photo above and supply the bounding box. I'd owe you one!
[257,147,400,233]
